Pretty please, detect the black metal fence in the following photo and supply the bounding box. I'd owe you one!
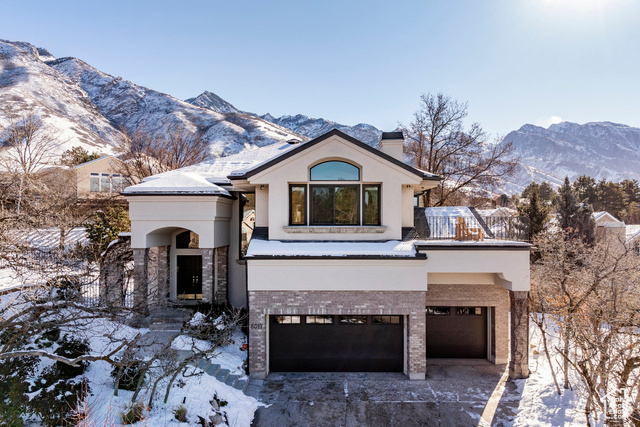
[423,215,529,241]
[0,248,134,307]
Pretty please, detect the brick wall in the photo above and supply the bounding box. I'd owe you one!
[248,290,426,379]
[214,246,228,304]
[202,249,214,303]
[425,283,510,364]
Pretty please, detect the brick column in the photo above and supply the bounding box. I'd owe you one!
[509,290,530,379]
[146,247,160,308]
[201,249,214,303]
[132,248,148,314]
[408,308,426,380]
[214,246,228,305]
[158,245,169,302]
[248,291,267,379]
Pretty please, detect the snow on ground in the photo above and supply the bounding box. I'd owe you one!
[82,320,258,426]
[512,318,588,426]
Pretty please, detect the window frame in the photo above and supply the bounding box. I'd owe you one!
[288,184,307,226]
[362,184,382,226]
[310,161,360,181]
[239,192,256,259]
[309,184,360,226]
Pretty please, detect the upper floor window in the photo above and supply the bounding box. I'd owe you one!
[289,160,381,226]
[90,173,128,193]
[310,161,359,181]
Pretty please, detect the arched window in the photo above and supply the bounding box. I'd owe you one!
[176,230,199,249]
[310,161,359,181]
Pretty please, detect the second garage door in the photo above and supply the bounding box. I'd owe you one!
[269,315,403,372]
[426,306,487,358]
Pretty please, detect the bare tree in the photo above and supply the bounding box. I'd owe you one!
[0,109,62,214]
[531,232,640,425]
[114,123,209,183]
[401,93,518,206]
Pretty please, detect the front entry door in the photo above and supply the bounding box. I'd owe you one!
[177,255,202,300]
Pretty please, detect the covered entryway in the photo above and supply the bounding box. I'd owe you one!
[269,315,403,372]
[426,306,487,358]
[177,255,202,300]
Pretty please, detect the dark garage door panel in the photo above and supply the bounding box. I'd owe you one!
[269,316,403,372]
[426,308,487,358]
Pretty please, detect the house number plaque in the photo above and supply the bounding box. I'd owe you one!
[250,324,263,329]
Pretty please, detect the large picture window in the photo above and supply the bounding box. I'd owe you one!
[310,185,359,225]
[288,160,381,226]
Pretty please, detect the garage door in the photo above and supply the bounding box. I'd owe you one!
[426,307,487,358]
[269,315,403,372]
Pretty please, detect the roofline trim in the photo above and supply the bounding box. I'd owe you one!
[227,129,441,181]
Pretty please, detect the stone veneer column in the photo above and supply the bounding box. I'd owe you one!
[509,290,530,379]
[407,307,426,380]
[214,246,228,304]
[132,248,148,314]
[201,249,214,303]
[155,246,169,305]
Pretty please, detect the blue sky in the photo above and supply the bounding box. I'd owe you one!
[4,0,640,136]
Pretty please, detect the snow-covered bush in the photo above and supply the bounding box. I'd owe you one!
[121,401,147,424]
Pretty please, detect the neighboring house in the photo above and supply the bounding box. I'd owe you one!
[626,224,640,254]
[593,211,626,242]
[123,129,531,381]
[73,155,128,197]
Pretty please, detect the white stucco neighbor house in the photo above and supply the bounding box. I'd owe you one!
[123,129,531,381]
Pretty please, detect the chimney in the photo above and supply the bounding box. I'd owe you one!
[378,131,404,161]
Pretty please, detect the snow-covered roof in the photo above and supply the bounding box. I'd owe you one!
[123,142,296,195]
[246,239,417,257]
[146,142,294,184]
[593,211,624,226]
[123,129,439,195]
[72,155,114,169]
[12,227,88,250]
[626,225,640,242]
[123,172,231,196]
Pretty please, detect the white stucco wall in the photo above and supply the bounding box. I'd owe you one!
[246,135,428,241]
[228,197,248,308]
[423,249,530,291]
[247,258,428,291]
[126,195,233,249]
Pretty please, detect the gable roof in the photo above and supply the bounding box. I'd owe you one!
[229,129,441,181]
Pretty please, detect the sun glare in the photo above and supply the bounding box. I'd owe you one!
[540,0,607,12]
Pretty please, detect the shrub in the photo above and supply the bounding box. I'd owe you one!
[46,275,82,300]
[29,378,91,426]
[121,401,146,425]
[173,405,188,422]
[53,335,90,378]
[0,356,39,426]
[111,361,146,391]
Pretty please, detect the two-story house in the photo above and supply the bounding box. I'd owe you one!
[123,129,531,381]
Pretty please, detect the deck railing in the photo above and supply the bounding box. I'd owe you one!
[422,215,529,242]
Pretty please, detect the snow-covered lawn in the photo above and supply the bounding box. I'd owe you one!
[77,319,260,426]
[513,318,589,426]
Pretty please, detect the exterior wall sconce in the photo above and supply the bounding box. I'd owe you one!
[259,185,265,190]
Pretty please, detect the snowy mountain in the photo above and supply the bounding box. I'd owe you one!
[502,121,640,189]
[0,40,122,154]
[0,40,305,159]
[258,114,382,147]
[185,91,240,114]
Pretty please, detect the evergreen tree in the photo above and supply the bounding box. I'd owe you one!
[84,206,130,258]
[556,177,578,230]
[59,146,101,167]
[557,176,596,244]
[518,182,550,240]
[572,175,597,206]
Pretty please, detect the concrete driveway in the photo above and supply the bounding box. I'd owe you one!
[252,360,522,427]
